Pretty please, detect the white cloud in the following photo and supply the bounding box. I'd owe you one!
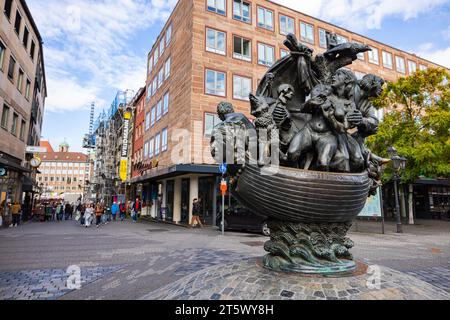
[28,0,178,113]
[418,46,450,69]
[272,0,450,31]
[442,26,450,40]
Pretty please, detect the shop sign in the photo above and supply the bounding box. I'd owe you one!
[136,159,159,175]
[119,111,132,182]
[359,188,382,217]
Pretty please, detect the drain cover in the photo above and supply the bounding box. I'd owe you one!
[147,229,169,233]
[241,241,265,247]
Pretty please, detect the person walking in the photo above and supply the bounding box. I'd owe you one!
[131,198,141,223]
[84,204,94,228]
[56,202,63,222]
[11,202,22,228]
[111,201,119,222]
[119,202,126,221]
[95,202,104,228]
[190,198,203,228]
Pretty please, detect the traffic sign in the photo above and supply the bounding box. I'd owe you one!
[25,146,47,153]
[219,163,227,174]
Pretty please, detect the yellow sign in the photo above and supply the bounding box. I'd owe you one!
[124,111,132,120]
[119,159,128,182]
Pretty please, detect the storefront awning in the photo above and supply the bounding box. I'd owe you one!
[131,164,220,184]
[0,157,31,173]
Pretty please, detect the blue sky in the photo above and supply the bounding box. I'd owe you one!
[27,0,450,152]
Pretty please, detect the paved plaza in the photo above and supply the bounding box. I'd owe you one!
[0,219,449,300]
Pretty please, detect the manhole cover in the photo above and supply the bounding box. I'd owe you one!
[147,229,169,233]
[241,241,265,247]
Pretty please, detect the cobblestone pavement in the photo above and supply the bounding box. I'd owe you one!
[0,219,449,299]
[0,266,123,300]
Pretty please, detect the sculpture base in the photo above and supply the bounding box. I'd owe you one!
[263,220,356,275]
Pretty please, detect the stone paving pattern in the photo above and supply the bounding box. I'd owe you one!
[0,266,123,300]
[0,219,449,300]
[142,259,450,300]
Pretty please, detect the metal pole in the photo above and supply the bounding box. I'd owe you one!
[379,186,385,234]
[394,175,403,233]
[222,189,225,236]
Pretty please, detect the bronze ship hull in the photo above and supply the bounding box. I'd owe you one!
[232,164,371,224]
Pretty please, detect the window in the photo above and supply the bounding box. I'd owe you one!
[205,69,226,96]
[258,43,275,67]
[25,79,31,100]
[146,84,152,101]
[335,34,348,44]
[300,22,314,44]
[207,0,226,15]
[17,69,24,92]
[14,10,22,35]
[233,75,251,101]
[318,29,328,48]
[408,60,417,74]
[165,24,172,46]
[144,141,149,159]
[419,64,427,71]
[233,0,251,23]
[149,138,154,158]
[145,112,150,131]
[280,15,294,35]
[154,133,161,156]
[204,113,222,136]
[280,49,289,58]
[8,55,16,80]
[156,99,162,121]
[30,40,35,60]
[163,92,169,115]
[164,57,171,80]
[19,120,25,140]
[154,46,159,65]
[162,128,168,152]
[23,27,29,48]
[151,106,156,126]
[1,104,9,128]
[206,28,226,55]
[158,68,164,88]
[368,47,379,65]
[354,41,365,60]
[233,36,251,61]
[11,113,18,135]
[396,56,406,73]
[0,41,5,71]
[152,78,157,95]
[382,51,393,69]
[159,38,165,56]
[4,0,12,20]
[257,7,274,30]
[148,55,153,74]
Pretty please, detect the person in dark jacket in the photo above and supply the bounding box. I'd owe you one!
[190,198,203,228]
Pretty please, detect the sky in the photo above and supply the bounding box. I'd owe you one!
[27,0,450,152]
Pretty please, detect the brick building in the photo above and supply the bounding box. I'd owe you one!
[36,141,89,201]
[130,0,448,226]
[0,0,46,214]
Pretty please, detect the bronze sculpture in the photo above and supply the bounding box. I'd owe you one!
[210,33,386,275]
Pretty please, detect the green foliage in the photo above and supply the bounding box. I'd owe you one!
[367,68,450,183]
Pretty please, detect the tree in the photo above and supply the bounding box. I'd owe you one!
[367,67,450,183]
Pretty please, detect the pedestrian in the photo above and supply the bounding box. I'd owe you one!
[11,202,22,228]
[119,202,126,221]
[95,202,104,228]
[65,202,72,220]
[190,198,203,228]
[84,204,94,228]
[56,202,63,222]
[131,197,141,223]
[111,201,119,222]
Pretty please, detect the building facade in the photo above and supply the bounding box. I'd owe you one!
[130,0,448,225]
[0,0,46,219]
[36,141,89,202]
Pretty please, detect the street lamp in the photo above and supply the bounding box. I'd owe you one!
[388,147,407,233]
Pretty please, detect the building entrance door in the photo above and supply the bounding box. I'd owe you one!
[199,177,215,226]
[166,180,174,221]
